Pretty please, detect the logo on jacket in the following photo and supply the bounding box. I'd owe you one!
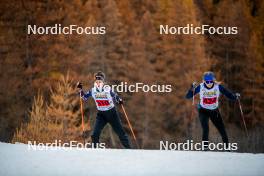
[203,90,217,97]
[95,92,107,99]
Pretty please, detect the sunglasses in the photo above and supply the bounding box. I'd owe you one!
[95,76,104,80]
[205,80,214,84]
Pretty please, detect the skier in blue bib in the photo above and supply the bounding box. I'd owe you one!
[185,71,240,149]
[77,71,131,149]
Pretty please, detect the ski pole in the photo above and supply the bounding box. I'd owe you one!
[191,85,196,115]
[237,97,249,138]
[188,84,196,137]
[191,82,197,106]
[190,84,197,119]
[192,87,195,105]
[121,104,139,149]
[79,94,86,145]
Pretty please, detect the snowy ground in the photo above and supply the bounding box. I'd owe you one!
[0,142,263,176]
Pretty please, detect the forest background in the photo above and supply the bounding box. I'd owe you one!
[0,0,263,152]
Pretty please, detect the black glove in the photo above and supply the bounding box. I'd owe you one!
[82,130,90,138]
[191,82,197,90]
[118,98,123,105]
[235,93,240,99]
[77,82,83,89]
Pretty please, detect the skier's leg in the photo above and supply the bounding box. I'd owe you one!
[210,109,229,145]
[91,112,107,147]
[198,108,209,148]
[108,108,131,149]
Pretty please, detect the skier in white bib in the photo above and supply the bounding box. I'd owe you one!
[77,71,131,149]
[186,71,240,150]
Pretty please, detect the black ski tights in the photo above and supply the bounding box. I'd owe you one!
[198,108,229,146]
[91,108,131,149]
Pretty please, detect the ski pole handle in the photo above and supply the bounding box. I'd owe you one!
[192,82,197,88]
[77,82,83,89]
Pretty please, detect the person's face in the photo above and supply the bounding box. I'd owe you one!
[204,80,214,88]
[94,80,104,89]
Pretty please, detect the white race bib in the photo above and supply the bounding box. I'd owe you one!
[91,86,115,111]
[199,83,220,110]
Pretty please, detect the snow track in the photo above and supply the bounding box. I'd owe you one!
[0,142,263,176]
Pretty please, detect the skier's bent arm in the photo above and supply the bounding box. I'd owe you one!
[185,85,200,99]
[110,90,122,104]
[80,90,92,101]
[219,85,236,101]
